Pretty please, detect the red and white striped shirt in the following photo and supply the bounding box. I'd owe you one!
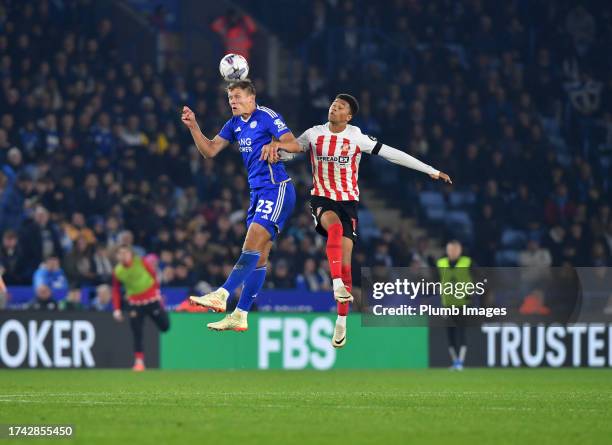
[297,123,379,201]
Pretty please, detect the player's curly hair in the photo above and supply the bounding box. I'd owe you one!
[226,79,256,96]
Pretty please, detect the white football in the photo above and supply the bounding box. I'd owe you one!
[219,53,249,81]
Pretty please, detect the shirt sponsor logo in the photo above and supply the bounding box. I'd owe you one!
[274,118,287,131]
[316,155,350,164]
[239,137,253,152]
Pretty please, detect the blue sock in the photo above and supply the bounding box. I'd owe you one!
[221,250,260,294]
[237,266,267,312]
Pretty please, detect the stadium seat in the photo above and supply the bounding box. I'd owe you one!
[358,208,381,241]
[419,191,445,209]
[501,228,528,249]
[425,207,446,222]
[495,249,520,266]
[446,210,472,228]
[445,210,473,240]
[449,191,476,208]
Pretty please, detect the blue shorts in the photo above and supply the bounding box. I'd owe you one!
[246,181,296,240]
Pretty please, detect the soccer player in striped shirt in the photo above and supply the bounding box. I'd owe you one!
[183,79,301,332]
[262,94,451,348]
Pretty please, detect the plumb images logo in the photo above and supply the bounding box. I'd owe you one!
[371,278,487,300]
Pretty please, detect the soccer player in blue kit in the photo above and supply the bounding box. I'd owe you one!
[181,79,302,331]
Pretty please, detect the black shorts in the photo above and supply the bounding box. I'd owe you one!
[310,195,359,243]
[126,300,170,332]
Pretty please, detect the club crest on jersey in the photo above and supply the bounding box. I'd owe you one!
[340,142,350,156]
[250,121,258,128]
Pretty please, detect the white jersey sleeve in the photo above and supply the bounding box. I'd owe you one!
[355,128,438,176]
[377,145,439,175]
[352,128,379,154]
[297,128,313,152]
[279,128,312,161]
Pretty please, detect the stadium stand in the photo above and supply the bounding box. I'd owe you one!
[0,0,610,311]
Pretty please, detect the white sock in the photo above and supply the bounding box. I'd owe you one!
[449,347,458,361]
[336,315,347,327]
[235,308,248,317]
[217,288,230,300]
[333,278,345,291]
[459,346,467,362]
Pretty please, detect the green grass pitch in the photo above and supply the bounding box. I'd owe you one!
[1,369,611,444]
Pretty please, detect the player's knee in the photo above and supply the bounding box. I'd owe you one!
[321,211,341,228]
[154,310,170,332]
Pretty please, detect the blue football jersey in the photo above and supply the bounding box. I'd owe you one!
[219,105,292,189]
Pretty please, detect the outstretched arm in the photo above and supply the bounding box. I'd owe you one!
[358,129,452,184]
[262,128,313,163]
[181,106,229,159]
[376,144,452,184]
[260,132,302,162]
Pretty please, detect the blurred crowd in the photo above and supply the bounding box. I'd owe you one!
[1,0,612,311]
[244,0,612,267]
[0,1,388,311]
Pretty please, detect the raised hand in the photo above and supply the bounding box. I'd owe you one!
[181,106,198,131]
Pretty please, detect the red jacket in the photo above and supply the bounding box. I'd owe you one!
[211,15,256,59]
